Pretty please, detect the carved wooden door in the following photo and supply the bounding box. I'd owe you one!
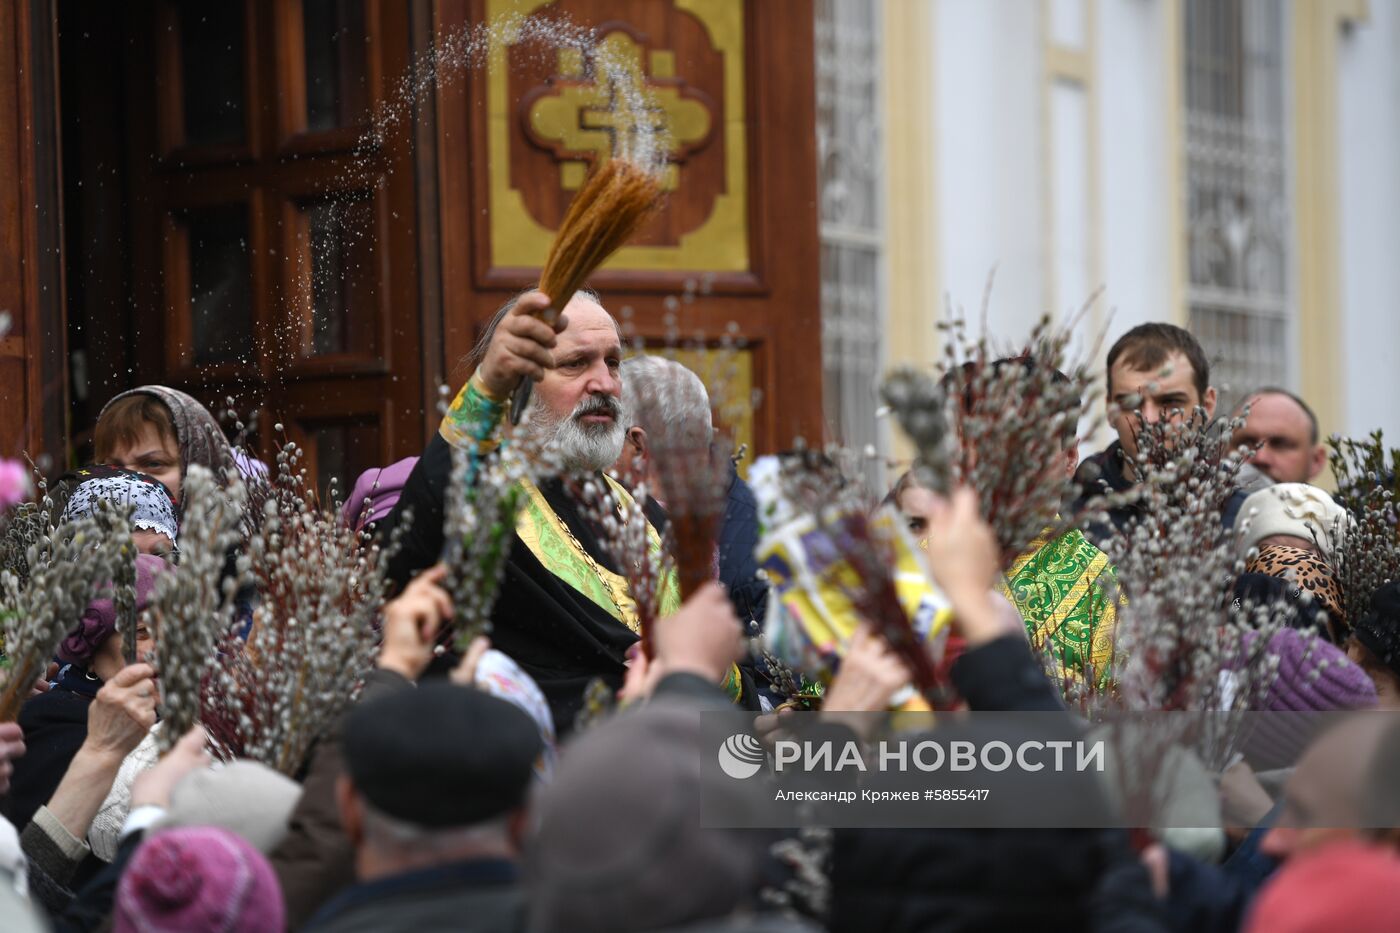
[435,0,824,455]
[123,0,426,492]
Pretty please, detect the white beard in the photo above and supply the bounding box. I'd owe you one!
[526,393,626,473]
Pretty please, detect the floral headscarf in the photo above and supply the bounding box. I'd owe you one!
[473,649,558,781]
[59,466,179,544]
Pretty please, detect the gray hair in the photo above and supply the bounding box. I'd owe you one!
[620,356,714,452]
[361,800,513,857]
[465,287,610,372]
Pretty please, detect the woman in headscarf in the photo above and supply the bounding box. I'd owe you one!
[94,386,260,628]
[55,467,179,560]
[93,386,235,504]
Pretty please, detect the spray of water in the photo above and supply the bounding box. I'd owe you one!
[297,12,671,355]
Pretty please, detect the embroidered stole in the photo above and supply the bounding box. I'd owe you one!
[514,476,681,633]
[1001,526,1118,683]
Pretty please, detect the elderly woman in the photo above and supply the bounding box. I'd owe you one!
[95,385,263,628]
[55,467,179,560]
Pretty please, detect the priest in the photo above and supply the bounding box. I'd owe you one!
[379,289,748,731]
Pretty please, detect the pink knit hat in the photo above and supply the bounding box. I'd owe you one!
[1254,628,1377,714]
[114,827,284,933]
[1235,628,1377,771]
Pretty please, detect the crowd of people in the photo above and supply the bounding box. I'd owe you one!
[0,286,1398,933]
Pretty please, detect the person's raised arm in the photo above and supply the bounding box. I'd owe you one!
[0,721,25,797]
[376,563,455,682]
[22,663,158,892]
[917,487,1004,646]
[440,290,562,450]
[474,290,561,400]
[625,581,745,706]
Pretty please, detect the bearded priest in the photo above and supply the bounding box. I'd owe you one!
[379,289,750,732]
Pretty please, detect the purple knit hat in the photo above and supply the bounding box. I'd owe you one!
[1256,628,1377,713]
[1237,628,1378,771]
[114,827,283,933]
[340,456,418,532]
[58,554,170,665]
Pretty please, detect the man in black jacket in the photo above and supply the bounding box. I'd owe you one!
[1071,323,1218,547]
[301,683,540,933]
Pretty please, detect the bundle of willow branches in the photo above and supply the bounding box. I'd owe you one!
[0,464,60,588]
[537,158,665,325]
[883,310,1100,563]
[1,501,130,720]
[148,465,245,753]
[1328,431,1399,630]
[1101,408,1283,724]
[442,441,533,652]
[1330,430,1400,518]
[205,441,394,775]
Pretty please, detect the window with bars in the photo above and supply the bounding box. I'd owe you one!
[1183,0,1292,408]
[815,0,885,491]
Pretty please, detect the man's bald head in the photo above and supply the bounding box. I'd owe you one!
[467,287,619,372]
[1233,388,1328,483]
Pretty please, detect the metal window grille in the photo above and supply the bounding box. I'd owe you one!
[1184,0,1292,407]
[816,0,885,491]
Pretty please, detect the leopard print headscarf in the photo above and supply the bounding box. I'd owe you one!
[1246,543,1345,627]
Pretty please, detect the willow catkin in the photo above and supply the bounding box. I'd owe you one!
[149,466,244,753]
[538,158,665,319]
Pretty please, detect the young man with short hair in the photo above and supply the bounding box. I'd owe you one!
[1071,323,1218,546]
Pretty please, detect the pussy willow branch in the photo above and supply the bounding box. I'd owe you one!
[1328,431,1399,629]
[149,466,244,753]
[442,440,533,653]
[1100,409,1285,739]
[204,441,396,775]
[1,502,129,721]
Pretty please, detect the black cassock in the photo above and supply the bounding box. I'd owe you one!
[378,433,757,733]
